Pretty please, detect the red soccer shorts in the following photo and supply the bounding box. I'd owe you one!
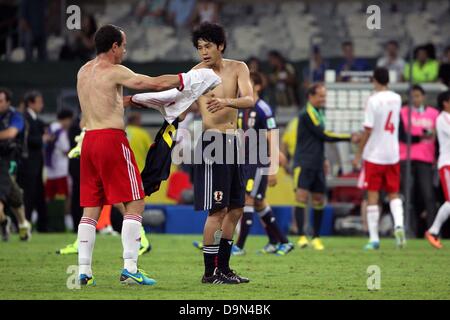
[45,176,69,200]
[439,166,450,202]
[80,129,145,207]
[363,160,400,193]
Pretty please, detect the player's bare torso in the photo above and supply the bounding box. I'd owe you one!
[77,58,125,130]
[195,59,242,132]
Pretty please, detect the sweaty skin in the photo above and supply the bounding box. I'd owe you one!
[77,60,128,130]
[77,32,181,131]
[193,59,253,132]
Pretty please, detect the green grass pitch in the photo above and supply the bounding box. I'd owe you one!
[1,233,450,300]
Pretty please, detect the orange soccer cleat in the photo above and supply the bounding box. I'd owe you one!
[425,231,443,249]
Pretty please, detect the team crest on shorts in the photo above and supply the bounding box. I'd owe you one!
[214,191,223,203]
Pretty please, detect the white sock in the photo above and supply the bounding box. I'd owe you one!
[429,202,450,235]
[367,205,380,243]
[389,198,404,228]
[122,214,142,274]
[78,217,97,277]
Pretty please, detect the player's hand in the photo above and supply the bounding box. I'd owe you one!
[352,153,362,171]
[351,132,361,144]
[268,173,277,187]
[324,159,330,176]
[43,132,55,144]
[206,98,226,113]
[123,95,135,108]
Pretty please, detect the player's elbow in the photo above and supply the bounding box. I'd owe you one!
[243,96,255,108]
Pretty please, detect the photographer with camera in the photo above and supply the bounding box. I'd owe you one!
[399,85,440,237]
[0,88,32,241]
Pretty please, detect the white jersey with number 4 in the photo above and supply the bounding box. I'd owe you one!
[362,90,401,164]
[437,111,450,169]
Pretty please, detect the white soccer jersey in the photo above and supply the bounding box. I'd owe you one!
[437,111,450,169]
[362,90,401,164]
[45,122,70,179]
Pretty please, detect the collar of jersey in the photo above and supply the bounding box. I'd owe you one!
[307,102,325,125]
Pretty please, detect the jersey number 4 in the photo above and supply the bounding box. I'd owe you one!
[384,111,395,134]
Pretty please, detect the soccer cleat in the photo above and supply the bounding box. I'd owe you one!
[231,245,245,256]
[394,227,406,248]
[297,235,309,248]
[364,241,380,251]
[56,239,78,255]
[425,231,443,249]
[19,220,32,241]
[79,274,96,286]
[1,216,11,242]
[224,269,250,283]
[201,268,240,284]
[311,237,325,251]
[139,243,152,256]
[120,269,156,285]
[257,243,278,254]
[139,228,152,256]
[276,242,295,256]
[98,225,119,236]
[192,240,204,250]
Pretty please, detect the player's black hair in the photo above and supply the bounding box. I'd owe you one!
[412,85,425,95]
[373,67,389,85]
[247,56,260,65]
[307,83,324,97]
[268,50,286,64]
[57,108,74,120]
[437,90,450,111]
[192,22,226,53]
[414,45,428,59]
[23,90,42,108]
[341,41,353,48]
[94,24,123,54]
[250,72,264,87]
[0,87,12,102]
[386,40,399,48]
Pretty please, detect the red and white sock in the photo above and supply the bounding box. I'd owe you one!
[78,217,97,277]
[122,214,142,274]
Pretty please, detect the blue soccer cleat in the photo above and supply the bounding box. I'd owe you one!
[231,244,246,256]
[120,269,157,285]
[79,274,96,286]
[276,242,294,256]
[257,243,278,254]
[364,241,380,251]
[192,240,204,250]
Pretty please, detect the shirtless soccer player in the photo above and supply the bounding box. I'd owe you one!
[77,24,187,286]
[191,23,254,284]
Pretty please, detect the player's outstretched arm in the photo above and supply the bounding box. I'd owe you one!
[305,107,351,142]
[206,62,254,113]
[114,65,182,92]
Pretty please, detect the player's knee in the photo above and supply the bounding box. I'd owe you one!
[209,207,227,221]
[125,199,145,215]
[244,194,254,206]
